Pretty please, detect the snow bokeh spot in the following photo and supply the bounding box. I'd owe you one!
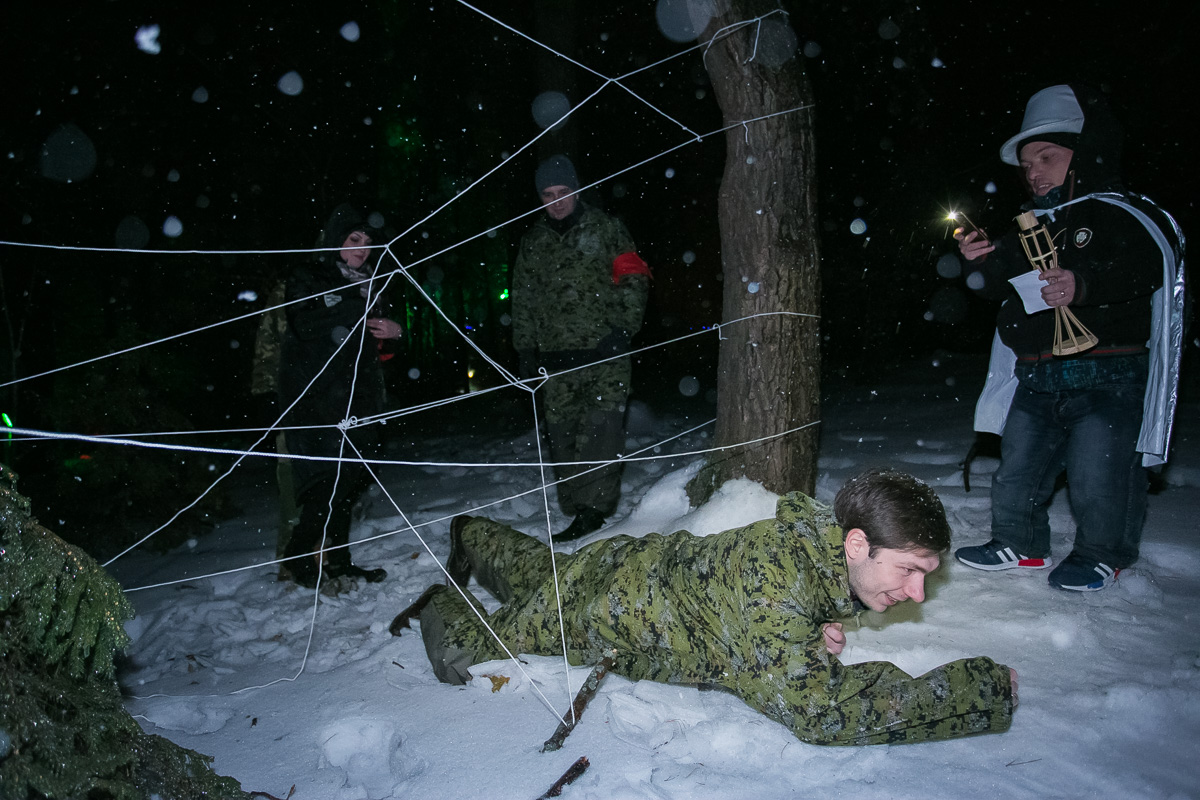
[655,0,711,43]
[849,218,867,235]
[985,181,998,194]
[162,216,183,238]
[277,71,304,96]
[135,25,161,54]
[966,270,985,290]
[531,91,570,129]
[936,252,962,279]
[878,19,900,40]
[192,86,209,103]
[340,21,361,42]
[754,17,798,68]
[682,250,696,264]
[678,376,700,397]
[115,215,150,249]
[40,123,97,183]
[803,41,822,58]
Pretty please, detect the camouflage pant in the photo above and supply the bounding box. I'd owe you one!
[542,359,630,516]
[419,515,739,688]
[416,511,1016,746]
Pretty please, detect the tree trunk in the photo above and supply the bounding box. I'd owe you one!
[688,3,821,503]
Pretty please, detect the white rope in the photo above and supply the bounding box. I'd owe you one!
[117,413,819,595]
[341,433,571,723]
[0,242,388,256]
[0,100,810,393]
[10,10,818,718]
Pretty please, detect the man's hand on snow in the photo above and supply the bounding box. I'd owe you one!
[821,622,846,655]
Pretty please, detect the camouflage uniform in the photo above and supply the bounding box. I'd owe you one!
[250,281,299,560]
[512,204,648,516]
[418,493,1014,746]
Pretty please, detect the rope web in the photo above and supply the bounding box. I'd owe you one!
[1,4,817,728]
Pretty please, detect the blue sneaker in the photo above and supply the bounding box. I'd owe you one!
[955,539,1052,571]
[1048,555,1119,591]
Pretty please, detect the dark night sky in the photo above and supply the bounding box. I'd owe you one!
[3,0,1197,412]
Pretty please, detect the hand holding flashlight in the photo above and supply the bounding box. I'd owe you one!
[948,211,994,261]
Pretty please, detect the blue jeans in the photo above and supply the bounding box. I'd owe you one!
[991,382,1148,568]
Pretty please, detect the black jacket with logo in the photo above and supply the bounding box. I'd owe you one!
[968,84,1163,361]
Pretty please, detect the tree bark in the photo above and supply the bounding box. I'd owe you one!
[688,2,821,503]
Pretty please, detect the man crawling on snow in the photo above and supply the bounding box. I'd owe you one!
[390,468,1017,746]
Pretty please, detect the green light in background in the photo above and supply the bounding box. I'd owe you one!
[385,120,423,156]
[498,288,509,301]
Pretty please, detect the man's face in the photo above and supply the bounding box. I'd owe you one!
[844,529,940,613]
[540,185,577,221]
[340,230,372,269]
[1019,141,1074,197]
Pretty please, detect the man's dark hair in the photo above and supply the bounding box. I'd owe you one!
[833,468,952,556]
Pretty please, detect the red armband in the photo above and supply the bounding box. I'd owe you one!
[612,251,651,284]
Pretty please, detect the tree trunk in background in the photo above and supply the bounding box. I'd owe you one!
[687,3,821,503]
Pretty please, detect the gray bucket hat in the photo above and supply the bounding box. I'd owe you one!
[1000,85,1085,165]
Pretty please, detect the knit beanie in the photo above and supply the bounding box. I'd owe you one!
[534,155,579,193]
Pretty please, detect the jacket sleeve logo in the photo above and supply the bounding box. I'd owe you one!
[323,293,343,307]
[1073,228,1093,248]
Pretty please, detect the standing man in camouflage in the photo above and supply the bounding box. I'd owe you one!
[512,155,651,540]
[391,469,1018,746]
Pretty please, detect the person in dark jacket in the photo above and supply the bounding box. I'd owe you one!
[954,85,1184,591]
[280,203,403,589]
[391,469,1018,746]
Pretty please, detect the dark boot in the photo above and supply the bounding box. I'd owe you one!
[326,560,388,583]
[319,485,386,584]
[286,552,320,588]
[557,508,606,541]
[445,515,474,586]
[389,584,444,636]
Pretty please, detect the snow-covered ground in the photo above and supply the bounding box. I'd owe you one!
[109,354,1200,800]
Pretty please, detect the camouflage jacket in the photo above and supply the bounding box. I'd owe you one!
[511,204,648,356]
[250,281,288,396]
[547,493,1014,745]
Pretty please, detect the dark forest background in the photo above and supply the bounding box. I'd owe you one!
[1,0,1195,550]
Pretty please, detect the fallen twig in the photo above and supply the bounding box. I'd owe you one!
[541,657,614,753]
[249,784,295,800]
[535,756,590,799]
